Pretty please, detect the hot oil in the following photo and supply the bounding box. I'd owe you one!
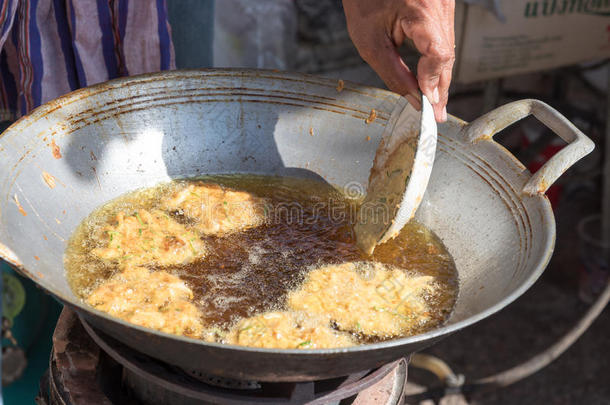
[65,175,459,343]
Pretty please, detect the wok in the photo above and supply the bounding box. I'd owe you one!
[0,70,593,381]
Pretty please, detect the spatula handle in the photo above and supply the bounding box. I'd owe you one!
[461,99,595,195]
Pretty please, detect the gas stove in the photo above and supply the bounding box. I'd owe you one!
[38,309,409,405]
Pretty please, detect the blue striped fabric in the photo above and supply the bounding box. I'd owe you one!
[51,0,77,91]
[116,0,127,75]
[96,0,119,80]
[0,0,17,49]
[156,0,170,71]
[66,0,86,88]
[0,44,16,118]
[0,0,175,119]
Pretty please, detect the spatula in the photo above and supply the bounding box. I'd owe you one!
[354,94,437,255]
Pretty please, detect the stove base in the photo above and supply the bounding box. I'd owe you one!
[39,308,408,405]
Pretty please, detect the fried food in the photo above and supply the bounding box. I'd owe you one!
[87,266,204,338]
[92,209,205,267]
[162,183,267,235]
[225,311,355,349]
[288,262,438,338]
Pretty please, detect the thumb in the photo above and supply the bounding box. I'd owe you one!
[417,55,442,105]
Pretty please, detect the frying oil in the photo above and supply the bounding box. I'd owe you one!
[65,175,458,342]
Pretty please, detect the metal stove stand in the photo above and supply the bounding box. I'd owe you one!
[37,308,408,405]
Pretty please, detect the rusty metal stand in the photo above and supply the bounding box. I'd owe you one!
[39,308,410,405]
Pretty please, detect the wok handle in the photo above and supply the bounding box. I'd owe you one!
[461,99,595,195]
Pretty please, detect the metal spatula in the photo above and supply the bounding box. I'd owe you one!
[354,94,437,255]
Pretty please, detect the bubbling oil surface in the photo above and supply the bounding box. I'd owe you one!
[65,175,459,342]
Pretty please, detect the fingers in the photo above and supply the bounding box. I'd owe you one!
[358,35,421,107]
[417,54,452,121]
[405,20,454,121]
[400,3,455,122]
[343,0,421,109]
[405,93,422,111]
[437,64,452,121]
[416,52,442,105]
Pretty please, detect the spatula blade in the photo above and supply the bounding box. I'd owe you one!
[354,94,437,255]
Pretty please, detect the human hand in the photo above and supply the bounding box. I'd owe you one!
[343,0,455,122]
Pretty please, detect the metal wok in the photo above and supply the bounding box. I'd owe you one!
[0,70,593,381]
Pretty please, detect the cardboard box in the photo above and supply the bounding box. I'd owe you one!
[455,1,610,83]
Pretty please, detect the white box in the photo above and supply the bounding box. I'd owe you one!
[455,1,610,83]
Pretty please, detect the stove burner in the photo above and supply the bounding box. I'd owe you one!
[41,309,408,405]
[187,371,262,390]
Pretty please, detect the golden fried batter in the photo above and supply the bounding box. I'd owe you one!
[92,209,205,266]
[162,183,267,235]
[87,266,204,338]
[225,311,355,349]
[288,262,437,338]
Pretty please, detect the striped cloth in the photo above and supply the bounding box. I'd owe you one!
[0,0,175,120]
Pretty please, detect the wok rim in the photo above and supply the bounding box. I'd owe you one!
[0,69,556,356]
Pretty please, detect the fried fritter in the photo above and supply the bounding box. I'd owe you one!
[225,311,355,349]
[92,209,205,267]
[288,262,437,338]
[162,183,267,235]
[87,266,204,338]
